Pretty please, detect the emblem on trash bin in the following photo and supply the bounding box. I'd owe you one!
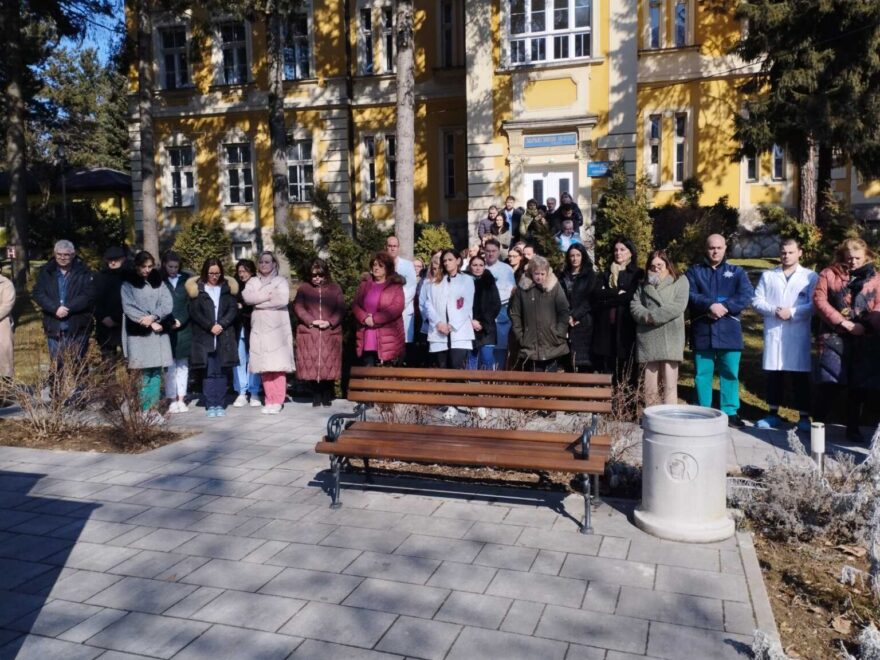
[666,452,698,482]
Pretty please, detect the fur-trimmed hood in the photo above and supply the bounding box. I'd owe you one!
[359,272,405,286]
[122,267,163,289]
[518,270,560,293]
[185,275,239,298]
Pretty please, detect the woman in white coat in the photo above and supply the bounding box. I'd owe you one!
[425,248,475,369]
[752,238,818,431]
[241,251,294,414]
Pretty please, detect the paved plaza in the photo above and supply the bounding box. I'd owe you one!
[0,398,844,660]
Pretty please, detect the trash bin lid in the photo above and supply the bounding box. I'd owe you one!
[641,404,727,436]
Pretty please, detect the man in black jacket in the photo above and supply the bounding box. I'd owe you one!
[32,240,96,361]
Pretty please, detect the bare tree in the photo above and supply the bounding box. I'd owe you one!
[393,0,414,258]
[266,4,289,236]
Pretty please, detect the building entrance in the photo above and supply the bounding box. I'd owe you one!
[523,169,575,207]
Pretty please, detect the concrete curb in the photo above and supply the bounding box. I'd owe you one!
[737,530,779,640]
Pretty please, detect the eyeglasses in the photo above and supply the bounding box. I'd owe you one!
[208,270,222,276]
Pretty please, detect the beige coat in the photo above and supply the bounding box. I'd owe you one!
[242,274,294,373]
[0,275,13,378]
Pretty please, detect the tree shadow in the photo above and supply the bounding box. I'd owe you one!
[0,469,99,656]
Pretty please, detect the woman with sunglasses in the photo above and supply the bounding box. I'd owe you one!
[294,258,346,406]
[187,258,239,417]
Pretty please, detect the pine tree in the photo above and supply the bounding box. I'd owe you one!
[594,162,654,270]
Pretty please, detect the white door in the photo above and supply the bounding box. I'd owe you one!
[523,169,575,206]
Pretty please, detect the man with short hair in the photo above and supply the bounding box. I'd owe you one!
[555,216,582,253]
[753,238,818,431]
[501,195,525,241]
[484,238,516,368]
[686,234,754,427]
[385,235,418,365]
[545,197,559,232]
[33,239,95,361]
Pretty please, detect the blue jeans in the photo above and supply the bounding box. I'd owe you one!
[468,344,497,370]
[233,330,261,395]
[47,333,89,362]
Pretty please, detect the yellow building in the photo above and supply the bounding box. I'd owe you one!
[126,0,880,257]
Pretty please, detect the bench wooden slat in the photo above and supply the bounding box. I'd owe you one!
[315,439,607,474]
[347,391,613,413]
[350,366,612,386]
[344,421,612,447]
[348,379,613,401]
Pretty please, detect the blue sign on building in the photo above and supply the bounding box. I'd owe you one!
[524,133,577,149]
[587,161,611,177]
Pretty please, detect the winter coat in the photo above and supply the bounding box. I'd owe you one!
[396,257,418,343]
[630,275,690,363]
[93,265,126,350]
[591,260,644,361]
[242,274,294,374]
[352,274,405,362]
[477,216,494,240]
[509,270,570,363]
[164,272,193,359]
[559,255,599,368]
[470,270,501,349]
[0,274,15,378]
[293,281,345,381]
[489,223,513,258]
[120,269,174,370]
[235,278,255,349]
[753,265,818,372]
[33,257,95,338]
[686,259,754,351]
[186,276,240,369]
[502,206,525,240]
[813,263,880,389]
[426,272,476,352]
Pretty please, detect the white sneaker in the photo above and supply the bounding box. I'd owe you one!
[260,403,282,415]
[249,396,263,407]
[232,393,248,408]
[476,407,488,420]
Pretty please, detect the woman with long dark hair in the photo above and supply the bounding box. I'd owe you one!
[352,252,406,366]
[187,258,239,416]
[425,249,475,369]
[467,254,501,370]
[558,243,598,372]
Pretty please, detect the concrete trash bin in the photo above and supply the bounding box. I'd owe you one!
[633,404,735,543]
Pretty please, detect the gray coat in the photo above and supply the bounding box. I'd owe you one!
[630,275,689,363]
[121,269,173,369]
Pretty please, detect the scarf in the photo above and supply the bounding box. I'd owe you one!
[847,263,877,316]
[609,259,630,289]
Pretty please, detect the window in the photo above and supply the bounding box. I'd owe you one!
[648,0,662,48]
[219,22,248,84]
[385,135,396,199]
[283,13,310,80]
[647,114,661,185]
[772,144,785,180]
[443,131,456,198]
[440,0,464,67]
[674,113,687,184]
[745,153,757,182]
[160,27,189,90]
[363,136,377,201]
[233,242,253,260]
[167,146,195,207]
[224,143,253,205]
[382,6,395,73]
[359,8,374,74]
[508,0,592,65]
[674,0,687,47]
[287,139,314,202]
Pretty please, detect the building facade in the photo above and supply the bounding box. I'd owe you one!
[126,0,880,257]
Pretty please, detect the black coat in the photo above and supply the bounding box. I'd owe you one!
[164,272,193,359]
[235,277,255,350]
[471,270,502,349]
[186,277,240,370]
[559,264,599,368]
[591,261,644,362]
[33,257,95,338]
[93,265,127,348]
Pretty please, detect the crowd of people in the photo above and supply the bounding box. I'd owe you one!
[2,220,879,439]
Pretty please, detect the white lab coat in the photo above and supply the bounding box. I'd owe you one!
[425,272,475,352]
[396,257,418,343]
[753,265,818,372]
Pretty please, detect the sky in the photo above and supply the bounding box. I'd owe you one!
[60,0,125,64]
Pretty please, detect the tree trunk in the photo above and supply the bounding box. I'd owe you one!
[816,142,833,225]
[4,0,30,291]
[267,8,289,237]
[799,137,817,226]
[394,0,415,258]
[137,0,160,258]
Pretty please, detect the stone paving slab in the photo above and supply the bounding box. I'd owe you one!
[0,399,776,658]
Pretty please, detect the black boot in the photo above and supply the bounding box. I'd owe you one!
[321,381,334,407]
[311,382,321,407]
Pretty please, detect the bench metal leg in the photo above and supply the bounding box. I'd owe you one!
[363,458,373,484]
[330,458,342,509]
[581,472,592,535]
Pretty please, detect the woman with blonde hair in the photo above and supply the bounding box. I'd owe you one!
[630,250,690,406]
[241,251,294,414]
[813,238,880,442]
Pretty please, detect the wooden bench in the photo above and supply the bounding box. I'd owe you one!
[314,367,613,533]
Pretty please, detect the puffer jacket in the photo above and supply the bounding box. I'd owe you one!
[471,270,501,349]
[352,273,405,362]
[186,276,240,369]
[293,280,345,381]
[686,259,754,351]
[509,270,570,363]
[630,274,690,363]
[242,274,295,374]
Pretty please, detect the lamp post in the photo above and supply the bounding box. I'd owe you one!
[55,142,68,227]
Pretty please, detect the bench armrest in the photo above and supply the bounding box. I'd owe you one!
[326,403,370,442]
[579,414,599,459]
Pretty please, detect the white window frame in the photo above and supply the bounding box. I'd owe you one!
[223,142,254,206]
[673,0,688,47]
[282,9,314,81]
[362,135,378,201]
[439,0,465,68]
[213,20,251,86]
[158,25,191,90]
[442,130,456,198]
[646,114,662,186]
[745,152,758,183]
[286,137,315,203]
[646,0,663,49]
[771,144,785,181]
[381,5,396,74]
[506,0,595,67]
[358,7,374,75]
[165,144,196,208]
[673,112,688,184]
[385,135,396,199]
